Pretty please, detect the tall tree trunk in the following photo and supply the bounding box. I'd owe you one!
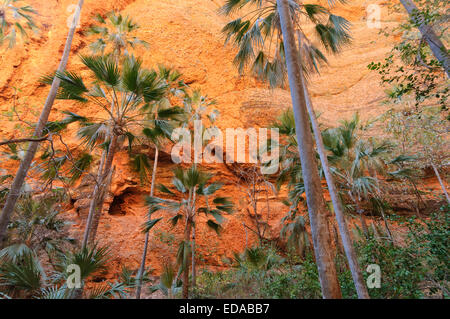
[191,219,196,289]
[87,134,118,244]
[190,188,197,289]
[399,0,449,77]
[81,133,118,247]
[81,139,107,249]
[135,148,159,299]
[431,163,450,204]
[82,100,115,248]
[0,0,85,248]
[297,35,369,297]
[182,218,192,299]
[277,0,341,299]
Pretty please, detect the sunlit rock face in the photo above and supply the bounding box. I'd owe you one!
[0,0,404,275]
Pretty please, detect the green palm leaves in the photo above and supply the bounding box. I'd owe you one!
[0,248,43,294]
[87,11,148,57]
[0,242,127,299]
[41,54,169,188]
[274,110,391,210]
[220,0,351,87]
[49,54,166,145]
[322,114,390,200]
[149,263,182,298]
[0,0,38,48]
[145,166,233,234]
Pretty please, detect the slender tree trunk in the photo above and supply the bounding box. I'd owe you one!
[406,177,425,220]
[379,206,395,244]
[297,35,369,297]
[349,192,369,239]
[191,220,196,288]
[82,100,115,248]
[431,163,450,204]
[359,213,369,238]
[399,0,449,77]
[182,218,192,299]
[356,203,369,239]
[190,189,197,289]
[81,133,118,248]
[277,0,341,299]
[332,223,343,255]
[81,140,107,249]
[135,148,159,299]
[87,134,118,244]
[0,0,85,248]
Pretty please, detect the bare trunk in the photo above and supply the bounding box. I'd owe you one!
[81,141,107,249]
[0,0,85,247]
[182,218,192,299]
[87,134,118,244]
[358,209,370,239]
[81,133,118,248]
[190,188,197,289]
[88,168,115,244]
[135,148,159,299]
[399,0,449,77]
[431,164,450,204]
[332,224,343,255]
[380,207,395,244]
[277,0,341,298]
[191,220,196,288]
[297,31,369,299]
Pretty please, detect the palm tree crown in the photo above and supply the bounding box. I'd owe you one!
[220,0,351,87]
[87,11,148,58]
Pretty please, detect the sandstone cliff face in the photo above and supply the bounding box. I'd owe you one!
[0,0,408,276]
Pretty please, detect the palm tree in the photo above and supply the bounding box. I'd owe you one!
[0,0,38,48]
[274,106,369,297]
[0,242,130,299]
[177,90,220,290]
[134,67,186,299]
[45,55,166,248]
[300,74,370,298]
[0,0,84,248]
[83,11,152,249]
[221,0,362,298]
[87,11,148,61]
[222,0,348,298]
[322,114,391,239]
[399,0,449,77]
[221,0,350,87]
[146,166,233,298]
[82,11,152,250]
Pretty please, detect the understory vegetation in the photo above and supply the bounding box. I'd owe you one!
[190,206,449,299]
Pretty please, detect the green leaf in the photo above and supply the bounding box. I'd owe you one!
[143,217,163,233]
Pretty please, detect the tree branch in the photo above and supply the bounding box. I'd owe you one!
[0,136,49,146]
